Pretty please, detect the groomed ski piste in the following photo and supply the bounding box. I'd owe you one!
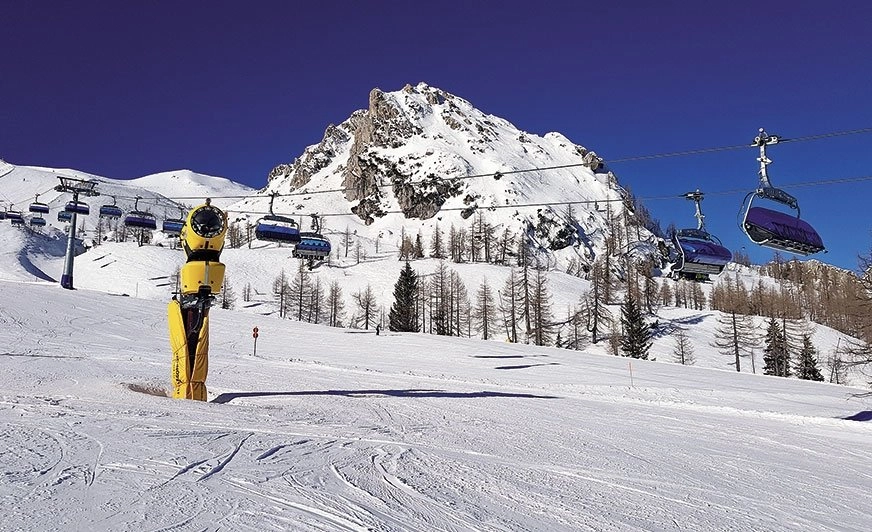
[1,276,871,531]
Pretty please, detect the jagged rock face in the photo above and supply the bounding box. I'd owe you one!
[268,121,353,189]
[264,82,652,262]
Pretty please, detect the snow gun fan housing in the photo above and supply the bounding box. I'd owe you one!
[180,203,227,296]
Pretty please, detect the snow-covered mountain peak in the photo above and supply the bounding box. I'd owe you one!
[127,169,254,209]
[256,83,650,269]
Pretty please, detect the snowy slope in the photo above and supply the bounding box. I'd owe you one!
[1,279,870,531]
[127,169,254,209]
[4,232,861,389]
[0,161,253,240]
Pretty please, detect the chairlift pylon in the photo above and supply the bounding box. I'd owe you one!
[740,128,824,255]
[255,192,301,244]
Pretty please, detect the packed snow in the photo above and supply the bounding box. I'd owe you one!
[1,278,871,531]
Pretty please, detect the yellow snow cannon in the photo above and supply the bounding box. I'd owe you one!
[167,199,228,401]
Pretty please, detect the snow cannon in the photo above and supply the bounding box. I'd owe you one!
[167,199,228,401]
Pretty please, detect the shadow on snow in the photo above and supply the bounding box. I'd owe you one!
[843,410,872,422]
[211,388,560,404]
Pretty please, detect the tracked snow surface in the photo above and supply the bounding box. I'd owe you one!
[0,278,871,531]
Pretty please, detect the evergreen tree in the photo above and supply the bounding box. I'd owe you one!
[763,318,790,377]
[620,295,652,359]
[795,334,824,381]
[389,262,419,332]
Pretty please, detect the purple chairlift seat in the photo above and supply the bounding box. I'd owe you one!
[744,206,824,255]
[673,229,732,276]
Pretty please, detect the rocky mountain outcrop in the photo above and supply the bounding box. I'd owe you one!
[263,82,656,268]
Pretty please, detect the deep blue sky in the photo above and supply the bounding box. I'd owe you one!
[3,1,872,270]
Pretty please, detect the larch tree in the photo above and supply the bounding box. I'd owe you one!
[307,276,325,324]
[353,284,378,330]
[272,269,290,319]
[342,226,354,258]
[710,275,758,372]
[288,261,313,322]
[473,278,496,340]
[530,268,554,346]
[220,275,236,310]
[586,259,613,344]
[326,280,346,328]
[672,328,695,365]
[430,223,446,259]
[499,267,522,343]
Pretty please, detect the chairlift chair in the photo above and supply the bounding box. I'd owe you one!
[58,211,72,223]
[671,190,732,280]
[162,207,186,236]
[740,129,824,256]
[6,205,24,223]
[30,216,47,228]
[99,196,123,218]
[123,196,157,230]
[255,193,301,244]
[65,200,90,215]
[292,214,331,269]
[29,194,50,214]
